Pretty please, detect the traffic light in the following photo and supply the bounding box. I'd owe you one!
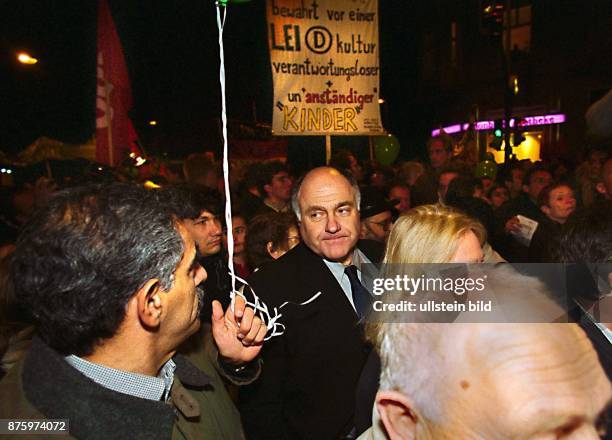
[512,118,526,147]
[489,119,504,150]
[480,1,505,36]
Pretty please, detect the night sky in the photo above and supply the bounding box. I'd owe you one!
[0,0,421,159]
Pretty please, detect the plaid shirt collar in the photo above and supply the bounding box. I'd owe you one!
[65,355,176,402]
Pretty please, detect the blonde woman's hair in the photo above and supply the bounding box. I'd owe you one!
[367,204,487,343]
[383,204,486,264]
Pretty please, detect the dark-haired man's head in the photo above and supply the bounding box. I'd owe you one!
[427,136,453,170]
[11,183,206,357]
[437,167,460,202]
[487,183,510,209]
[523,165,553,203]
[500,163,524,198]
[258,162,293,212]
[446,176,482,204]
[160,185,223,257]
[557,200,612,317]
[557,200,612,265]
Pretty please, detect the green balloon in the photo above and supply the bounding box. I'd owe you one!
[475,160,498,179]
[374,135,400,165]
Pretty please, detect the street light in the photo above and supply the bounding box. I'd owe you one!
[17,52,38,65]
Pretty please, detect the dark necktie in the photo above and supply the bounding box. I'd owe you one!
[345,265,371,319]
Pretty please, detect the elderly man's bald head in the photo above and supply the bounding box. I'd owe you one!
[371,268,611,440]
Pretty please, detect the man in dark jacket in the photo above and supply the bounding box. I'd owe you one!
[239,167,383,439]
[0,183,266,439]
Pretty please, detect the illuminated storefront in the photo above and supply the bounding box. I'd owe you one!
[431,113,566,163]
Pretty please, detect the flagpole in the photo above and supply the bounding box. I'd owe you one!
[104,80,114,166]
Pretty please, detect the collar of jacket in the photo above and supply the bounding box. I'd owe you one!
[23,337,212,440]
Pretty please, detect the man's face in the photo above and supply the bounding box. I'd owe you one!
[183,210,222,257]
[490,186,510,208]
[224,216,247,256]
[162,225,207,345]
[524,170,552,202]
[265,171,293,202]
[298,169,360,265]
[543,185,576,223]
[361,211,393,243]
[510,168,524,193]
[429,141,450,169]
[590,150,607,176]
[445,324,611,439]
[438,172,459,201]
[389,186,410,213]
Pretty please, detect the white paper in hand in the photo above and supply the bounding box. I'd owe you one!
[511,215,539,247]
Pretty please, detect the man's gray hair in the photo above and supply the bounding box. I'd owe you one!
[370,265,566,423]
[291,167,361,221]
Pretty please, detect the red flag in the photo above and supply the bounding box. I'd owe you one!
[96,0,138,166]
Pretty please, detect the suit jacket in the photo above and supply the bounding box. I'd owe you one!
[239,241,383,440]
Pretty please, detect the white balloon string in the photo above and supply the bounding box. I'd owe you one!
[215,4,236,296]
[229,273,323,341]
[215,2,320,340]
[216,2,304,340]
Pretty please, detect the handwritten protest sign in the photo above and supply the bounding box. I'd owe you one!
[267,0,384,135]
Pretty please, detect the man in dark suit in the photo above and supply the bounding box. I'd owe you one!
[239,167,383,439]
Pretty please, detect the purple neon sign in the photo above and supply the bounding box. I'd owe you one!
[431,113,566,136]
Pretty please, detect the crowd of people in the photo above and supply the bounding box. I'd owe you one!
[0,135,610,439]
